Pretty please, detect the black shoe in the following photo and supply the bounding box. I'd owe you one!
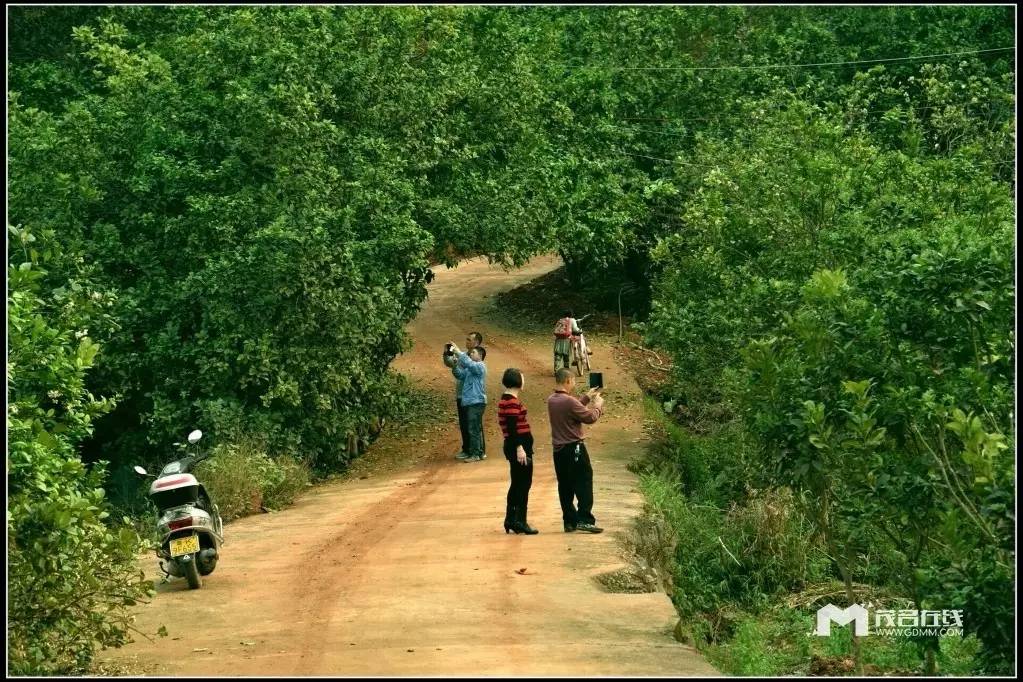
[511,520,538,535]
[564,524,577,533]
[516,508,539,535]
[575,523,604,534]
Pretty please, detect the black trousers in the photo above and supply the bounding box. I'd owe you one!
[505,434,534,518]
[456,398,470,453]
[552,441,596,526]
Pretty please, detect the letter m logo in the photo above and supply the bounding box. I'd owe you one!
[814,603,869,636]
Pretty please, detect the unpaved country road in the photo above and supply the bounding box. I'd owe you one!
[101,256,719,676]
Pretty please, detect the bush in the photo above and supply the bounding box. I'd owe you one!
[643,91,1014,673]
[7,225,154,675]
[641,472,830,619]
[258,451,312,511]
[193,436,311,522]
[646,399,755,508]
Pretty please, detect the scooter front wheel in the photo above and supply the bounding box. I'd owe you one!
[184,557,202,589]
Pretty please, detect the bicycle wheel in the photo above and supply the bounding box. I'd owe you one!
[581,337,591,372]
[572,341,583,376]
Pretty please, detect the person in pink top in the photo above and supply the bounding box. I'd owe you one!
[546,368,606,533]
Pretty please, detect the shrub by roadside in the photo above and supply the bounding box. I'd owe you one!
[635,396,984,676]
[640,470,830,621]
[193,437,311,522]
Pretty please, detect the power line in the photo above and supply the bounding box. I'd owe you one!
[562,46,1015,72]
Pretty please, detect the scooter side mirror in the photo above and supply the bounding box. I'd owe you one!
[133,465,149,476]
[187,429,203,445]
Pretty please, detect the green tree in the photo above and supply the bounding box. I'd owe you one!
[7,225,156,674]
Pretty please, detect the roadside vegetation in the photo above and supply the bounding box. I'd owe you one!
[8,5,1013,675]
[637,397,985,676]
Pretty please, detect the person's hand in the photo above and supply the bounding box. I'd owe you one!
[516,447,528,465]
[449,341,460,354]
[593,393,605,410]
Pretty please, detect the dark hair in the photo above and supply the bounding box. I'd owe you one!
[472,346,487,361]
[471,331,484,344]
[562,309,573,318]
[502,367,523,389]
[555,368,574,384]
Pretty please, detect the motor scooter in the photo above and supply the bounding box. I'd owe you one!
[134,429,224,589]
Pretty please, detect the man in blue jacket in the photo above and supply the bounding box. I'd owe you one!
[448,340,488,463]
[443,332,484,459]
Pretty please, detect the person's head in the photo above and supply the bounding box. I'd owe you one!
[554,368,575,390]
[466,331,483,349]
[470,346,486,362]
[563,309,573,319]
[502,367,524,391]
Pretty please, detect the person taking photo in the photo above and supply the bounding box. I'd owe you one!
[547,368,605,533]
[449,339,488,463]
[443,332,484,460]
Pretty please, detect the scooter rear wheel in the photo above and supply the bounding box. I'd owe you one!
[184,557,202,589]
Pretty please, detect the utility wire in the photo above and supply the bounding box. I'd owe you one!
[562,46,1015,72]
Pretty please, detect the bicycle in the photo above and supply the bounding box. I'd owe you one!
[570,314,592,376]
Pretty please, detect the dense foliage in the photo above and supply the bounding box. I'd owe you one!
[7,5,1014,675]
[620,10,1014,676]
[7,225,154,674]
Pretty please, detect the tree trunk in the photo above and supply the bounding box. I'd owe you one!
[910,561,939,676]
[821,501,862,675]
[840,545,863,676]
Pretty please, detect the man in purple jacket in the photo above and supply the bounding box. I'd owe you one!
[547,368,605,533]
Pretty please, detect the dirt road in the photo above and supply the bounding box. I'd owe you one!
[101,256,718,676]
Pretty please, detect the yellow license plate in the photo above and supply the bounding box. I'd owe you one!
[169,534,200,557]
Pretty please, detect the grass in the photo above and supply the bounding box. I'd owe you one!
[697,603,981,676]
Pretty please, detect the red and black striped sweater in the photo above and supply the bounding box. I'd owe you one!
[497,392,534,455]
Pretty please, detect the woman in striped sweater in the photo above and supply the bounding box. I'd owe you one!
[498,368,538,535]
